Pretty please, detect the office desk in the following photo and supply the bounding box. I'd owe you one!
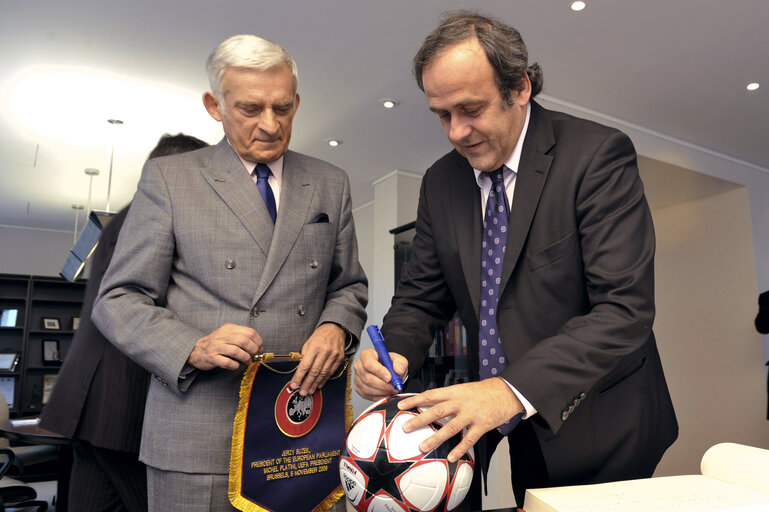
[0,417,71,511]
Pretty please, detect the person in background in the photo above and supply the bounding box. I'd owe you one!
[41,133,209,512]
[354,11,677,508]
[755,290,769,420]
[756,291,769,335]
[92,34,367,511]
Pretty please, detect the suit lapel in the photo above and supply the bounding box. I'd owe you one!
[253,150,313,300]
[199,139,275,256]
[451,154,483,317]
[500,101,554,294]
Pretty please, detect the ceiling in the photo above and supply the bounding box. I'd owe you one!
[1,0,767,233]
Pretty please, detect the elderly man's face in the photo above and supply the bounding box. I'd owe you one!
[204,65,299,164]
[422,38,530,172]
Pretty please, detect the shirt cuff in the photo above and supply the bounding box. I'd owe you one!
[501,378,537,420]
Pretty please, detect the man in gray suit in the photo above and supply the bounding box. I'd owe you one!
[94,34,367,511]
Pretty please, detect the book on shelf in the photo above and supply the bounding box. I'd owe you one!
[523,442,769,512]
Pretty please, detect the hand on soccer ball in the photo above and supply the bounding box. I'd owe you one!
[398,378,524,462]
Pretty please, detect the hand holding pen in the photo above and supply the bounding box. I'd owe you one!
[366,325,404,393]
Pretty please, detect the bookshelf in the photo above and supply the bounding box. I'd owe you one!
[0,274,86,416]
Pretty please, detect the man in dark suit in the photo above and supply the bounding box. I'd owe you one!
[354,11,677,508]
[40,133,208,512]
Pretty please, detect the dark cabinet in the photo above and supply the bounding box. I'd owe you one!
[0,274,85,416]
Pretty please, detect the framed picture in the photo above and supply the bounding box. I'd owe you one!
[71,316,81,331]
[42,374,57,404]
[0,352,19,372]
[0,377,14,408]
[0,309,19,327]
[42,340,61,366]
[42,317,61,330]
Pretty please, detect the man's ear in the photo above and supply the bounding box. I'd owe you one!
[514,73,532,106]
[203,92,222,122]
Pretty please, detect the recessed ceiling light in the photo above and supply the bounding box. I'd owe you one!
[571,1,586,11]
[326,138,342,147]
[747,82,760,91]
[380,98,398,109]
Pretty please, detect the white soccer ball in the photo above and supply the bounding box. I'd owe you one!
[339,394,474,512]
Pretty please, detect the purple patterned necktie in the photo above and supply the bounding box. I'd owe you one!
[479,168,519,435]
[255,163,277,224]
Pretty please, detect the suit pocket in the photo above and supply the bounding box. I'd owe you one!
[597,356,647,395]
[527,232,578,270]
[302,222,334,236]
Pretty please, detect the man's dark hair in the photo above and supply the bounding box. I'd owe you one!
[148,133,209,160]
[413,10,543,107]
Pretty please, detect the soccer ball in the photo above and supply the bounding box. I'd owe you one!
[339,394,474,512]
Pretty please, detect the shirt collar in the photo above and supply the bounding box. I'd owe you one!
[225,138,284,181]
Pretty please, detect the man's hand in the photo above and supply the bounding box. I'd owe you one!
[398,378,523,462]
[353,348,409,401]
[290,323,346,396]
[188,323,263,371]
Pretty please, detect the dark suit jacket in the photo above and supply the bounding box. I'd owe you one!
[382,101,678,487]
[41,206,149,453]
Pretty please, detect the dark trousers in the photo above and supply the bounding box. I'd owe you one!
[69,440,147,512]
[478,422,548,510]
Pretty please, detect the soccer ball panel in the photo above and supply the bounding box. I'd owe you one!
[446,460,473,511]
[339,456,368,507]
[397,460,448,511]
[346,410,385,459]
[386,412,434,461]
[367,494,409,512]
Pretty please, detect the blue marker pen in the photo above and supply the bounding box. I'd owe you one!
[366,325,403,393]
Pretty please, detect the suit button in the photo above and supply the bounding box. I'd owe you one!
[297,305,305,316]
[568,405,575,414]
[310,260,318,269]
[580,392,586,400]
[251,307,259,317]
[561,410,569,421]
[225,259,236,269]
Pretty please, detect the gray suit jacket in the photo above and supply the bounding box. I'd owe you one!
[93,139,367,473]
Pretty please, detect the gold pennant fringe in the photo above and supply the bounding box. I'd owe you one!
[228,357,353,512]
[229,361,264,511]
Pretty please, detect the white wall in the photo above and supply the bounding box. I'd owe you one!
[0,225,78,277]
[653,186,769,476]
[539,94,769,368]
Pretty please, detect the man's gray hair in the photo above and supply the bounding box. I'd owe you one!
[414,10,543,107]
[206,34,298,96]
